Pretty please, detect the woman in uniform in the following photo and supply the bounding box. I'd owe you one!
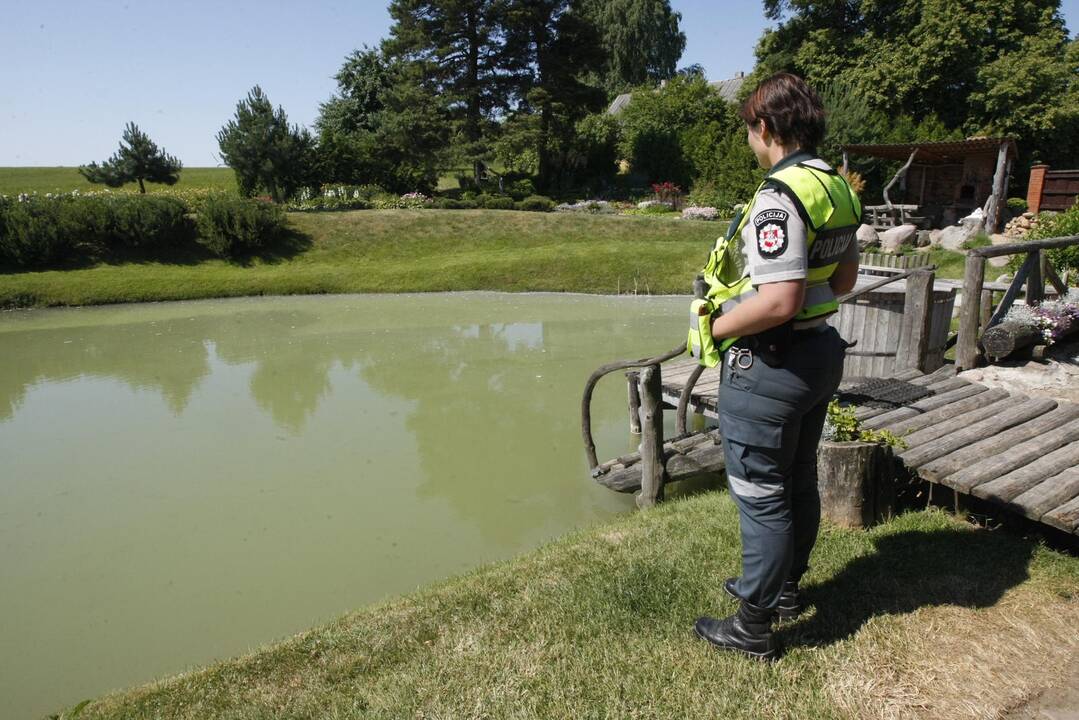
[692,73,862,660]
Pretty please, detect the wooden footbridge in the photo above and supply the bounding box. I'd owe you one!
[592,359,1079,537]
[583,234,1079,539]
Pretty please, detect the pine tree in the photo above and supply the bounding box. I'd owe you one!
[216,86,316,202]
[384,0,513,185]
[79,122,182,194]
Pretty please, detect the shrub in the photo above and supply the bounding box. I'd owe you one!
[0,195,69,267]
[823,400,907,448]
[431,198,463,210]
[1027,200,1079,275]
[685,183,727,211]
[516,195,555,212]
[0,192,193,268]
[1007,197,1028,213]
[195,194,285,258]
[479,194,516,210]
[107,195,190,248]
[506,178,537,200]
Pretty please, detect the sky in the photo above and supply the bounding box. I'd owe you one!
[1,0,1077,166]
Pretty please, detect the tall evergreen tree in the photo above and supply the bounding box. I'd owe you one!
[216,86,316,202]
[385,0,513,185]
[502,0,607,192]
[580,0,685,94]
[79,122,182,194]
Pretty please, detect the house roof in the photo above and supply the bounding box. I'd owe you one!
[607,73,746,115]
[842,138,1016,165]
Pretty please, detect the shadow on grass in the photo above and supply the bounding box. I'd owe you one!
[0,226,314,274]
[781,526,1035,649]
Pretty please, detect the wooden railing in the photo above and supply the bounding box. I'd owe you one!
[582,265,940,508]
[955,234,1078,369]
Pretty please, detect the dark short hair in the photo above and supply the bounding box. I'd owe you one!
[739,73,826,152]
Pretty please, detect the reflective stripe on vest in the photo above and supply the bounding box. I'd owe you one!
[719,282,837,315]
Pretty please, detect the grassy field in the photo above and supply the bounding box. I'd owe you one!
[59,491,1079,720]
[0,166,237,195]
[0,210,721,308]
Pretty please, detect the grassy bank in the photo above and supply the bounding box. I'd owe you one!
[0,167,237,195]
[0,210,720,308]
[61,491,1079,720]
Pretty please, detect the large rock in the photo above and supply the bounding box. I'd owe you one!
[929,228,944,246]
[939,219,984,252]
[879,223,918,253]
[916,230,932,248]
[856,223,879,250]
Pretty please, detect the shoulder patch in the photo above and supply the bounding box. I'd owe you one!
[753,209,789,258]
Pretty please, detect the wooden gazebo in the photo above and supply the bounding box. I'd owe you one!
[843,137,1017,232]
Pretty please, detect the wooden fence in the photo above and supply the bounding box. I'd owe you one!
[955,234,1079,369]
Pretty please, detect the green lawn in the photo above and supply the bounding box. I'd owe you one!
[0,209,720,308]
[0,166,237,195]
[60,492,1079,720]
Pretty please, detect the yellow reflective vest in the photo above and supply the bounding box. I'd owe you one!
[688,159,862,367]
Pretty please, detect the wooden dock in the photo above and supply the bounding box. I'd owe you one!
[630,358,1079,536]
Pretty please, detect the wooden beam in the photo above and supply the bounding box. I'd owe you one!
[896,270,934,371]
[920,404,1079,484]
[883,149,918,211]
[986,252,1036,330]
[937,413,1079,492]
[973,234,1079,258]
[626,371,642,435]
[1028,250,1044,305]
[898,396,1058,468]
[956,253,986,370]
[1043,494,1079,535]
[636,364,666,508]
[985,141,1009,233]
[971,441,1079,503]
[1009,467,1079,522]
[861,384,990,428]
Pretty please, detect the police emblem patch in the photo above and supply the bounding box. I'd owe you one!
[753,208,789,258]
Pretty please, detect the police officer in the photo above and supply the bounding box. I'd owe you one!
[692,73,861,660]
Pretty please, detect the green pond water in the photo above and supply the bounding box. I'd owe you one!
[0,292,700,718]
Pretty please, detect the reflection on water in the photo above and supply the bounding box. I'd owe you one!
[0,292,687,719]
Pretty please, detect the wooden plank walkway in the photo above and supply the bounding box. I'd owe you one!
[653,358,1079,536]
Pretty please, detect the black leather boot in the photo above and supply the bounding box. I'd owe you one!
[694,600,777,660]
[774,580,802,621]
[724,577,803,621]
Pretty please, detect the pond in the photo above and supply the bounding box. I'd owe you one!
[0,292,692,718]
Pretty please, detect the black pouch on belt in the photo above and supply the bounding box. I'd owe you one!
[742,320,794,368]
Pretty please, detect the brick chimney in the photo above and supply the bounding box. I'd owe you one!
[1027,164,1049,214]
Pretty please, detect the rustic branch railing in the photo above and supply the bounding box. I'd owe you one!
[580,265,940,508]
[954,234,1078,370]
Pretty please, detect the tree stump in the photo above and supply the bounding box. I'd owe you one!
[817,440,896,529]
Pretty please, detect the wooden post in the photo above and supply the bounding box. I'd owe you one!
[957,253,986,370]
[636,364,665,509]
[980,289,993,332]
[1027,250,1044,305]
[625,371,642,435]
[986,141,1010,233]
[817,441,895,528]
[896,270,934,371]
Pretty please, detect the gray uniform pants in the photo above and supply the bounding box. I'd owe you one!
[719,325,846,609]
